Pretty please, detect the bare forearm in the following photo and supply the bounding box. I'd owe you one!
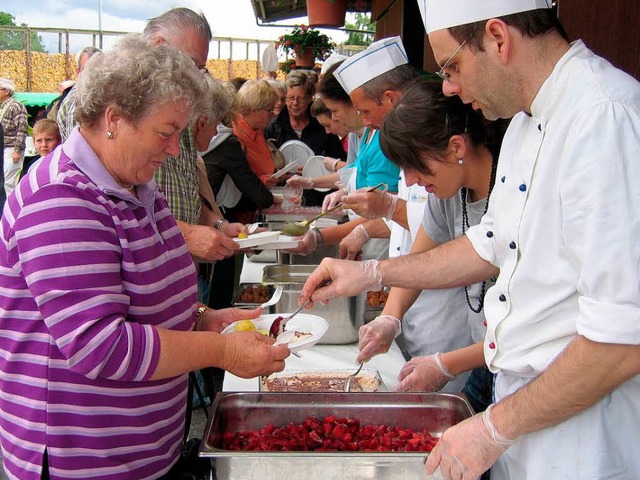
[441,342,485,376]
[320,218,367,244]
[362,219,390,239]
[151,328,226,380]
[493,336,640,439]
[390,198,409,230]
[378,235,497,290]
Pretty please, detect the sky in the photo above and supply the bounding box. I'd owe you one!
[3,0,351,60]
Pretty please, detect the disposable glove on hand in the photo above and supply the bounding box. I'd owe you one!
[339,224,370,260]
[341,189,398,220]
[286,174,314,190]
[394,353,455,392]
[356,314,401,363]
[323,157,341,172]
[322,187,347,212]
[283,228,319,255]
[425,404,515,480]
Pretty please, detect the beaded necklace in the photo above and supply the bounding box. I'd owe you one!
[460,157,497,313]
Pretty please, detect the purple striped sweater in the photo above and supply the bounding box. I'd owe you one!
[0,129,198,479]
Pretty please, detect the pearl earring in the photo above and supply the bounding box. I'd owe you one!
[458,158,464,165]
[106,131,114,139]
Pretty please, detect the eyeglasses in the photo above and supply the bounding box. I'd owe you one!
[436,36,471,83]
[286,96,308,104]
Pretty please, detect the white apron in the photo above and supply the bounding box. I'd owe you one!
[492,372,640,480]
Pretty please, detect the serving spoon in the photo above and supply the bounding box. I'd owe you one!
[281,182,387,237]
[259,285,283,310]
[344,361,365,392]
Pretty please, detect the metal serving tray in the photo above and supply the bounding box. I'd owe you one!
[200,392,473,480]
[233,283,275,310]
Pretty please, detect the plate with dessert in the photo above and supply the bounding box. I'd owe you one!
[221,313,329,353]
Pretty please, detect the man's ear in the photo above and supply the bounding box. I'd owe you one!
[485,19,511,65]
[383,89,403,106]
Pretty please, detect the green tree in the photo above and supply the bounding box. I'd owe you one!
[344,12,375,46]
[0,11,47,52]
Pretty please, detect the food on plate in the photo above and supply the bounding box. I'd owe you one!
[237,232,248,239]
[366,289,389,307]
[235,320,257,332]
[261,371,383,393]
[221,415,438,452]
[238,285,271,303]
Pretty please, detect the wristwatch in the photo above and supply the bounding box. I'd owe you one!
[213,218,225,230]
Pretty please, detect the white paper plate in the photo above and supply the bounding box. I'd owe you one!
[271,161,299,180]
[233,231,279,249]
[221,313,329,353]
[259,234,301,250]
[302,155,332,192]
[279,140,314,168]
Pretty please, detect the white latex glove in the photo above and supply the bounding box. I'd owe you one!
[323,157,341,172]
[300,258,383,306]
[340,189,398,220]
[322,186,347,212]
[394,353,456,392]
[426,404,515,480]
[283,228,320,256]
[286,174,314,190]
[338,224,370,260]
[356,314,401,363]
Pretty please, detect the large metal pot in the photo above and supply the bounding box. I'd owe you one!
[262,264,365,344]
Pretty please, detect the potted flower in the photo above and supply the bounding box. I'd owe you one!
[306,0,372,27]
[275,24,336,68]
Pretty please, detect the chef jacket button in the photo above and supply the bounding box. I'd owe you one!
[486,231,494,238]
[396,247,401,251]
[538,124,542,131]
[499,294,506,302]
[489,342,496,349]
[519,184,527,192]
[483,320,487,326]
[509,241,516,249]
[501,176,506,183]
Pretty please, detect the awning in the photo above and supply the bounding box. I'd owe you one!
[14,92,58,108]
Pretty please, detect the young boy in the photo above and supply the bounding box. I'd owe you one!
[21,119,61,179]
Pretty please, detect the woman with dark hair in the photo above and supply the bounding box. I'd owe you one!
[356,77,509,417]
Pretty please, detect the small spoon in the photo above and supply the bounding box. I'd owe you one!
[260,285,283,310]
[344,361,364,392]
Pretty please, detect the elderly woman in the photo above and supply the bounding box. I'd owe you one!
[0,35,289,480]
[0,77,28,197]
[232,79,280,186]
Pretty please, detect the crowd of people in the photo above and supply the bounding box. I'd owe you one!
[1,1,639,479]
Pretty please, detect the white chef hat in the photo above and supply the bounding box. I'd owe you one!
[320,54,348,75]
[333,36,408,94]
[417,0,553,34]
[0,77,15,94]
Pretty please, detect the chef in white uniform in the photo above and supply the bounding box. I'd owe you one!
[301,1,640,478]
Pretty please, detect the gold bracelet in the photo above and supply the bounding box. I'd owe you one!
[195,306,209,330]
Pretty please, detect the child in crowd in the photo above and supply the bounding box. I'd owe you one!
[20,119,61,179]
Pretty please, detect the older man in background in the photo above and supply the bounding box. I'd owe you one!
[56,46,102,141]
[143,7,241,264]
[0,77,28,198]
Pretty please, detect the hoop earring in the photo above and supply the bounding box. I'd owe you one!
[106,131,114,140]
[458,158,464,165]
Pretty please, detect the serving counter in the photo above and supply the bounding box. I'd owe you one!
[223,257,407,392]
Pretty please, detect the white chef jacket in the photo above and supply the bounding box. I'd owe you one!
[466,41,640,479]
[389,172,473,393]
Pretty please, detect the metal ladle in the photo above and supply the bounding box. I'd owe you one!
[281,182,387,237]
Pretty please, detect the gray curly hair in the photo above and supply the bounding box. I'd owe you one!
[75,34,208,129]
